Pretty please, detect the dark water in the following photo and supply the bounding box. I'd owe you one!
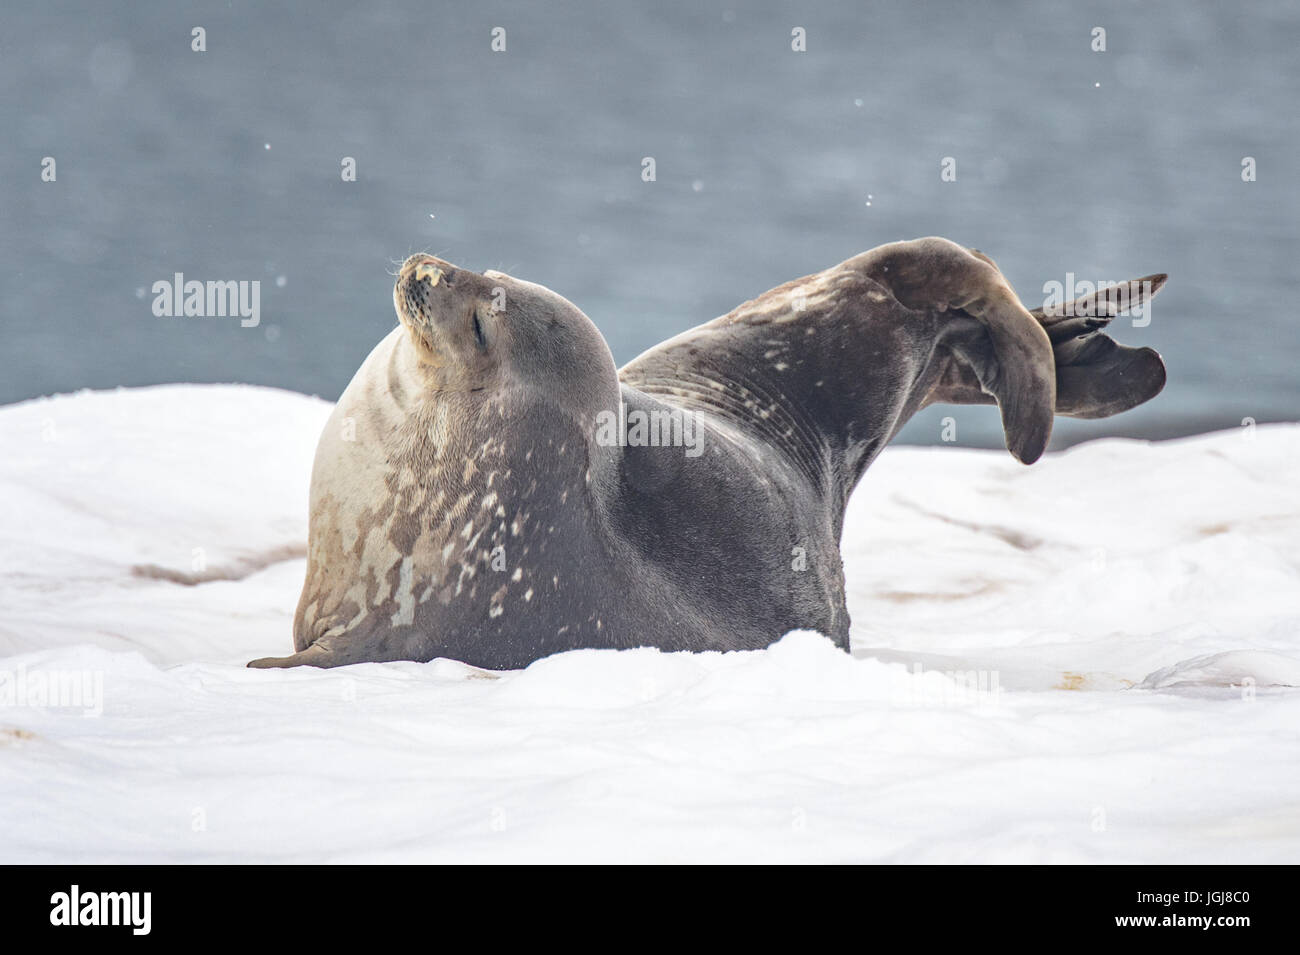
[3,0,1297,450]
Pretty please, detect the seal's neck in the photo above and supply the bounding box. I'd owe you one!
[620,268,954,517]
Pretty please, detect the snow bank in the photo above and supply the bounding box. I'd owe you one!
[1,386,1297,862]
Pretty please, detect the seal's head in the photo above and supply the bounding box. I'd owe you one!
[394,254,618,421]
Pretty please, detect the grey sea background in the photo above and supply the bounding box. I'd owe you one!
[3,0,1297,449]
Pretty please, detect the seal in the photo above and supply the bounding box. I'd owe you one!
[248,237,1166,669]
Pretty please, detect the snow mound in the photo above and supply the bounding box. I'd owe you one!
[1,385,1299,863]
[1139,651,1300,690]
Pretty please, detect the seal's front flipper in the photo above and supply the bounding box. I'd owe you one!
[247,643,341,669]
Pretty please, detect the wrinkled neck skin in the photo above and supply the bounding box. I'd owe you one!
[619,263,962,530]
[385,333,619,480]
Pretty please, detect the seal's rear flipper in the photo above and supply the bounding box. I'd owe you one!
[1031,274,1167,329]
[927,265,1167,436]
[964,287,1056,465]
[854,238,1057,465]
[1035,273,1169,419]
[1054,336,1167,419]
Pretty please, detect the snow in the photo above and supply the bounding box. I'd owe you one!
[1,385,1298,862]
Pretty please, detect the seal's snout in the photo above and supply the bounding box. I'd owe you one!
[395,254,457,327]
[398,254,455,294]
[394,254,476,368]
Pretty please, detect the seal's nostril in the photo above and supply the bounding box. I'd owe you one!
[415,262,445,287]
